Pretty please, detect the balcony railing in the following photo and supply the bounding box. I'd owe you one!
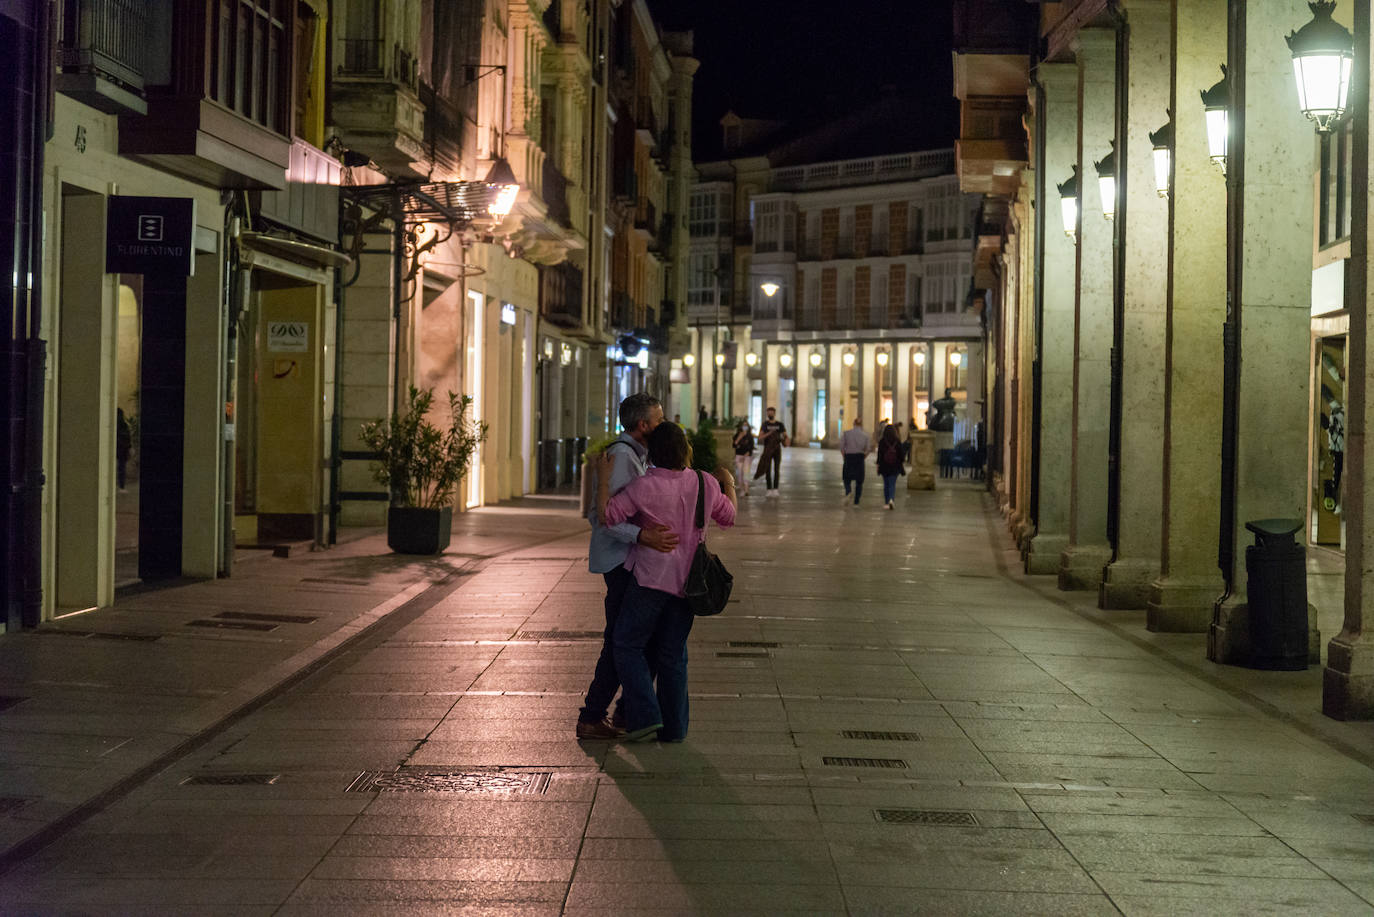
[610,291,635,330]
[635,199,658,235]
[57,0,150,111]
[772,150,955,191]
[540,261,585,328]
[340,38,384,75]
[543,159,572,228]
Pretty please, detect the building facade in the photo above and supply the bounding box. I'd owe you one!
[684,125,983,446]
[954,0,1374,718]
[0,0,693,628]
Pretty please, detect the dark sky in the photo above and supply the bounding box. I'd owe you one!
[646,0,958,157]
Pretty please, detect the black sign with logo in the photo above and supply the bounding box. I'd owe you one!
[106,196,196,276]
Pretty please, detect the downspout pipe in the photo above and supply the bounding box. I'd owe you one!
[1215,0,1245,611]
[1030,74,1049,533]
[1106,4,1128,560]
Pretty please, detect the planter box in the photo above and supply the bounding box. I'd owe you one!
[387,506,453,555]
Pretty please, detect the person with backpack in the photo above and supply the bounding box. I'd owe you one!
[576,393,679,741]
[595,422,737,741]
[876,423,906,510]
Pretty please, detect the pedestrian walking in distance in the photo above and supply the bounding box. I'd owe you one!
[876,423,906,510]
[596,422,737,741]
[732,421,754,497]
[839,416,871,506]
[753,406,790,497]
[576,393,679,741]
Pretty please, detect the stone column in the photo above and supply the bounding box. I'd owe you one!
[1011,171,1037,546]
[1058,30,1115,591]
[894,342,911,431]
[1102,0,1170,609]
[1325,1,1374,719]
[1146,0,1228,631]
[795,349,814,443]
[1208,0,1320,664]
[1024,62,1079,575]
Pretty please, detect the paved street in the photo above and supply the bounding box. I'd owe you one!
[3,450,1374,914]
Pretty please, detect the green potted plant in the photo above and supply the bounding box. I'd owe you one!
[360,386,488,555]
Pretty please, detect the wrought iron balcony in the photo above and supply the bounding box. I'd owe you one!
[542,159,572,228]
[56,0,150,114]
[540,261,585,329]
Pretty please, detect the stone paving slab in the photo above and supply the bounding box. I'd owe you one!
[3,453,1374,913]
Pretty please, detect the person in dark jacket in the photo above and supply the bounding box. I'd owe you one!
[875,423,906,510]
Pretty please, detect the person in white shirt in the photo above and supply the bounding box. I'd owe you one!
[839,417,872,506]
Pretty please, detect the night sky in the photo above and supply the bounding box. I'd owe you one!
[646,0,958,158]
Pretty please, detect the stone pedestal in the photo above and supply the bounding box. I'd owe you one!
[907,431,935,490]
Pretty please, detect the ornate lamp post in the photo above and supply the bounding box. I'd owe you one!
[1094,144,1117,220]
[1057,167,1079,239]
[1150,118,1173,198]
[1201,66,1230,173]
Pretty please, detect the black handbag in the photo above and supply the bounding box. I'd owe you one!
[684,471,733,616]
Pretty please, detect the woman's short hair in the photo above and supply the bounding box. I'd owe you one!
[648,421,691,470]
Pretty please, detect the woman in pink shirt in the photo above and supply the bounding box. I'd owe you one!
[596,422,737,741]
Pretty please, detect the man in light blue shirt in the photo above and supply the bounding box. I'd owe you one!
[577,393,677,739]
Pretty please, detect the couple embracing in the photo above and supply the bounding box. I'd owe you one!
[576,394,737,743]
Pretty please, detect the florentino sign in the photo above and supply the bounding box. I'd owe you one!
[106,196,196,277]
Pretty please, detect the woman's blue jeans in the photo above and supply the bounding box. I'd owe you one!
[882,474,898,504]
[612,580,695,740]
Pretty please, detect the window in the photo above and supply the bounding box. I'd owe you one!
[755,200,780,254]
[1320,121,1353,246]
[872,272,888,328]
[210,0,291,134]
[687,252,718,305]
[689,190,718,237]
[873,206,889,253]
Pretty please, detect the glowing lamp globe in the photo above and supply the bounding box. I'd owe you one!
[1286,1,1354,132]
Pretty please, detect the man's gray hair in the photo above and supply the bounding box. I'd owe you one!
[619,393,661,431]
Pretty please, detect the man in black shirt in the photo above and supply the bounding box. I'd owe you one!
[754,406,790,496]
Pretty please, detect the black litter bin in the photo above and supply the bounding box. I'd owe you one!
[1243,518,1308,671]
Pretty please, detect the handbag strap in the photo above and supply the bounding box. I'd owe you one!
[694,470,705,530]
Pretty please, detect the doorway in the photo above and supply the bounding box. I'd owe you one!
[1312,335,1346,548]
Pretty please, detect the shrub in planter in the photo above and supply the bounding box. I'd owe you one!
[360,386,488,555]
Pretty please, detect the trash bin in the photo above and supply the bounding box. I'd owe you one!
[1243,518,1308,671]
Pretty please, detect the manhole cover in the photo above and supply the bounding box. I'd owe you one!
[728,641,780,648]
[0,696,28,713]
[186,619,279,632]
[822,756,908,769]
[180,774,281,786]
[347,770,552,795]
[0,797,32,814]
[516,631,604,641]
[875,809,979,826]
[717,651,769,658]
[841,730,922,742]
[214,612,318,625]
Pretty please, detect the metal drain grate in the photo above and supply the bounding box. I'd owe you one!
[822,756,908,769]
[214,611,318,625]
[180,774,281,786]
[841,730,922,742]
[875,809,979,826]
[347,770,552,795]
[717,651,769,658]
[0,797,32,814]
[299,577,372,586]
[728,641,780,648]
[91,631,161,642]
[517,630,604,641]
[186,619,279,632]
[0,696,28,713]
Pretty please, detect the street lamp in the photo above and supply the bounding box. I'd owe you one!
[779,351,793,369]
[714,352,726,367]
[682,352,695,367]
[483,157,521,217]
[744,351,758,367]
[809,350,823,368]
[1094,144,1117,220]
[1149,118,1173,198]
[1286,1,1354,132]
[950,350,964,368]
[876,349,890,367]
[913,349,926,366]
[1057,167,1079,238]
[760,281,780,298]
[842,350,856,367]
[1200,66,1230,173]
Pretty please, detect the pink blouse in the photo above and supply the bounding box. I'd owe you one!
[603,467,736,597]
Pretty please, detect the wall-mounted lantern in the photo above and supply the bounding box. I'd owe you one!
[1057,167,1079,238]
[744,351,758,367]
[913,349,927,366]
[682,352,695,367]
[1200,66,1230,173]
[1286,1,1354,132]
[1094,143,1117,220]
[1149,118,1173,198]
[875,349,890,367]
[778,351,793,369]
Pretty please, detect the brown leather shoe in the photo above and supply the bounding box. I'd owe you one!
[576,718,625,740]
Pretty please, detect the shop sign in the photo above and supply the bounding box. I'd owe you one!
[500,302,518,326]
[267,321,309,352]
[106,196,196,276]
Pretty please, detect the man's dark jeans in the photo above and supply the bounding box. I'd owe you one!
[765,452,781,489]
[579,565,635,723]
[842,453,865,504]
